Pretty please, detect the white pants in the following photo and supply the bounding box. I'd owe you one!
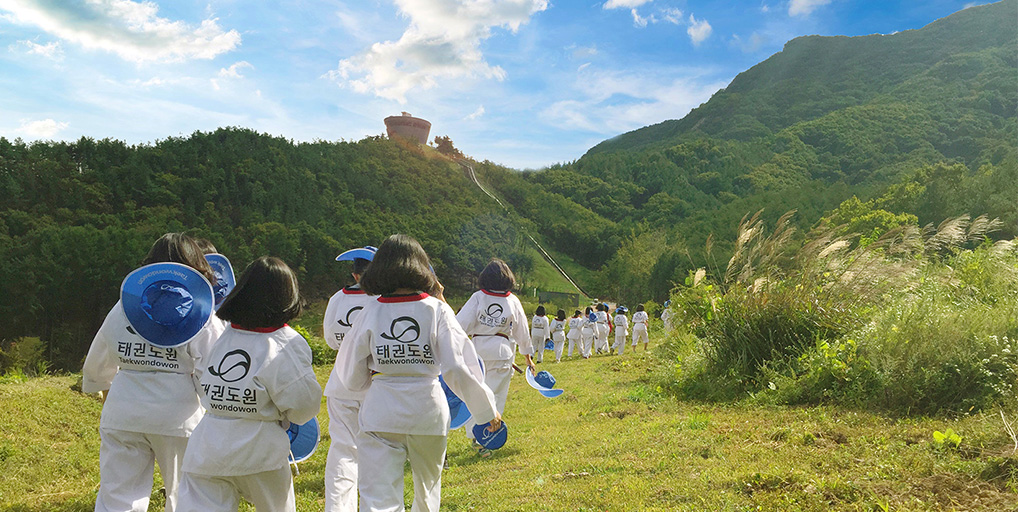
[325,397,361,512]
[612,332,627,355]
[595,324,609,352]
[465,365,511,440]
[566,335,580,357]
[96,427,189,512]
[552,333,565,362]
[177,466,294,512]
[633,326,648,346]
[358,431,446,512]
[580,329,594,357]
[530,334,545,363]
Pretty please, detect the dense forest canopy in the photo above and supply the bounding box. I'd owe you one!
[1,1,1015,371]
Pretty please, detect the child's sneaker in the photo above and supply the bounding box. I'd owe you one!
[478,447,493,459]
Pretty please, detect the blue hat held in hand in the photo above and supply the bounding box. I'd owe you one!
[472,421,508,450]
[286,417,320,463]
[204,253,235,310]
[441,375,473,430]
[525,367,564,398]
[121,262,214,348]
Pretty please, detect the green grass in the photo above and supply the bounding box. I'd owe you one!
[2,341,1016,511]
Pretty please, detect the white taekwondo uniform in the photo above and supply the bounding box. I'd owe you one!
[595,310,610,353]
[82,301,224,512]
[580,314,596,358]
[612,313,629,355]
[549,318,566,362]
[566,316,583,357]
[322,285,374,512]
[632,310,649,346]
[337,293,498,512]
[177,324,322,512]
[455,289,532,440]
[530,314,550,363]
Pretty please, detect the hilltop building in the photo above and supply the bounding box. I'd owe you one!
[384,112,431,145]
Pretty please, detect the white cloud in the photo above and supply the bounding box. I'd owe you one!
[0,0,241,62]
[761,3,771,13]
[731,32,767,53]
[686,14,712,45]
[330,0,548,104]
[630,8,648,27]
[567,44,598,59]
[219,61,253,79]
[603,0,653,8]
[16,118,68,137]
[8,38,62,60]
[465,105,485,120]
[660,7,683,25]
[788,0,832,17]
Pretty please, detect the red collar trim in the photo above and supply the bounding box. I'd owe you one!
[378,293,429,303]
[342,287,366,295]
[481,289,510,297]
[231,323,287,333]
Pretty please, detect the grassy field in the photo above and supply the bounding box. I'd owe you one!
[2,340,1016,511]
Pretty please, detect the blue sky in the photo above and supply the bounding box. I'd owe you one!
[0,0,995,169]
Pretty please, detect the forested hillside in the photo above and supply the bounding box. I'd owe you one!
[0,132,541,370]
[486,0,1017,305]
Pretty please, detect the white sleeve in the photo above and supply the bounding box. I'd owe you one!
[455,293,479,334]
[511,297,532,356]
[81,306,121,394]
[337,309,373,392]
[188,317,226,391]
[437,304,497,423]
[322,292,342,350]
[266,334,322,426]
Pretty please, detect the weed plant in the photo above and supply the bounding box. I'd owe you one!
[663,211,1018,414]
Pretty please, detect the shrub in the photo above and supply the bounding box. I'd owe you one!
[0,337,49,377]
[291,324,336,366]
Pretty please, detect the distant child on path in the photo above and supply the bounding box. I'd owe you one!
[580,307,596,359]
[549,309,567,363]
[337,235,500,511]
[632,304,650,351]
[456,258,536,456]
[178,256,322,512]
[531,305,551,363]
[594,303,610,354]
[566,310,583,358]
[82,233,224,512]
[612,307,629,355]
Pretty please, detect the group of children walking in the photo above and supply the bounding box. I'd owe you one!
[529,303,651,363]
[82,231,651,512]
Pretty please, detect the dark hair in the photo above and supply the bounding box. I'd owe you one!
[585,306,593,315]
[557,309,566,321]
[535,305,546,317]
[360,234,439,296]
[216,256,304,328]
[143,233,216,284]
[478,258,515,292]
[573,310,581,317]
[636,304,645,312]
[194,238,217,255]
[351,257,371,276]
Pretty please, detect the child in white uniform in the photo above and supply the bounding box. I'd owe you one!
[612,307,629,355]
[456,258,536,456]
[580,307,596,359]
[82,233,224,512]
[566,310,583,358]
[594,304,610,354]
[549,310,567,363]
[178,257,322,512]
[530,305,550,364]
[632,304,650,351]
[337,235,501,512]
[322,249,375,512]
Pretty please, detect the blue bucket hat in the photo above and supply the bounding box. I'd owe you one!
[204,253,235,310]
[286,417,320,463]
[121,263,214,348]
[544,339,554,350]
[440,375,473,430]
[336,246,377,262]
[472,421,508,450]
[525,367,564,398]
